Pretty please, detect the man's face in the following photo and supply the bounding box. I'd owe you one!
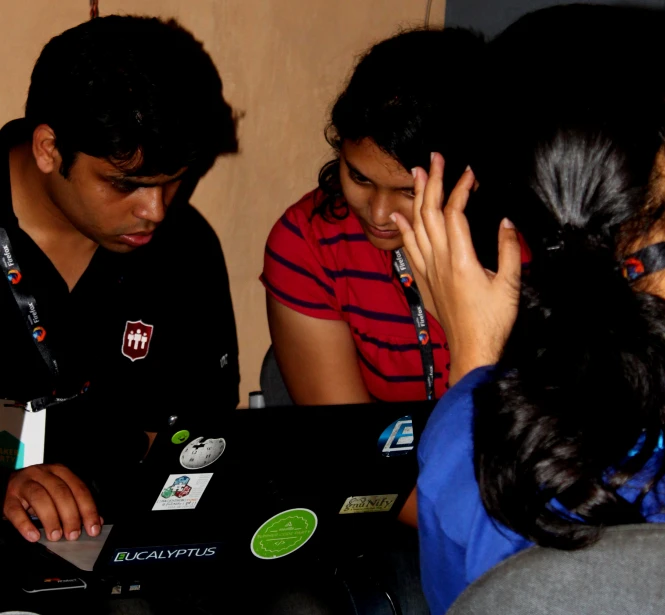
[45,153,186,253]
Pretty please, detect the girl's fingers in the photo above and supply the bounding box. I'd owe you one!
[411,166,434,264]
[496,218,522,292]
[443,167,479,266]
[420,153,448,251]
[392,213,427,276]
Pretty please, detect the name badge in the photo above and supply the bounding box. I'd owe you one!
[0,399,45,470]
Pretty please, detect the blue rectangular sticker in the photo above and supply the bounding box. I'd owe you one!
[110,542,222,565]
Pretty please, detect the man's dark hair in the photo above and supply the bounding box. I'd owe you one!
[25,15,238,178]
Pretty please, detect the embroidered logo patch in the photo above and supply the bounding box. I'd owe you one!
[122,320,154,361]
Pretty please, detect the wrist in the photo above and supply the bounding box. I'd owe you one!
[449,352,497,387]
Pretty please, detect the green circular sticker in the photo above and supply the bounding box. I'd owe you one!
[171,430,190,444]
[250,508,317,560]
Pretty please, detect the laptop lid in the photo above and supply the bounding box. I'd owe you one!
[94,400,435,575]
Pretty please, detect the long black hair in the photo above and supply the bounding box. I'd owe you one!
[315,27,484,220]
[470,4,665,549]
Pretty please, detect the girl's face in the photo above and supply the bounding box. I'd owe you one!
[339,138,415,251]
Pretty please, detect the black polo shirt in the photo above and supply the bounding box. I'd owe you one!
[0,120,240,475]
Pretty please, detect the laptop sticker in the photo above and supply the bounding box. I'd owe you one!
[111,543,221,564]
[171,430,190,445]
[377,416,414,457]
[339,494,399,514]
[250,508,317,560]
[180,437,226,470]
[152,473,213,511]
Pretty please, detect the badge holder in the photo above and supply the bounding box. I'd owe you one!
[0,399,46,470]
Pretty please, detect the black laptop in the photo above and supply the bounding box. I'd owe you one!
[45,400,435,581]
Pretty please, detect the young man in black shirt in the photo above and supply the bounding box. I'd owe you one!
[0,16,240,544]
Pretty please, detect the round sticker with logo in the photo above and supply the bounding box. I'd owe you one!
[171,430,190,445]
[377,415,414,457]
[179,437,226,470]
[251,508,317,560]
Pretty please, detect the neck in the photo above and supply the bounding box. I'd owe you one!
[9,143,97,291]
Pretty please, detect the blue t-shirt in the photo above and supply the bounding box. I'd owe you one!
[417,366,665,614]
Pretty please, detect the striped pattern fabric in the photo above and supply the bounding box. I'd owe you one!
[262,190,451,402]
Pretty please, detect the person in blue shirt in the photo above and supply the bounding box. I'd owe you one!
[391,5,665,612]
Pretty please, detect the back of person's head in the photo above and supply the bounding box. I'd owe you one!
[26,15,237,179]
[469,3,665,267]
[470,4,665,549]
[317,26,484,219]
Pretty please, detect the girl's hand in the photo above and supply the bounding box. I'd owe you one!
[391,153,521,386]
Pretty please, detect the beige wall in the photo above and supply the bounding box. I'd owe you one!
[0,0,444,405]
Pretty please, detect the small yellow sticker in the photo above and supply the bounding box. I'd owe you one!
[338,494,398,514]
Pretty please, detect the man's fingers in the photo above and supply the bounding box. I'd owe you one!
[392,213,427,276]
[496,218,522,292]
[3,497,40,542]
[51,465,100,538]
[15,480,62,541]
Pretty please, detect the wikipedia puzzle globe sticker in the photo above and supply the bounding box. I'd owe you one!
[250,508,317,559]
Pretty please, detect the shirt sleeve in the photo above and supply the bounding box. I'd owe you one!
[417,366,532,614]
[262,197,342,321]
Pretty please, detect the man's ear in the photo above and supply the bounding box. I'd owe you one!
[32,124,61,175]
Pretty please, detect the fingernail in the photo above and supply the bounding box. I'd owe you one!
[389,213,397,223]
[502,218,515,229]
[100,516,105,526]
[27,530,39,542]
[90,524,101,537]
[430,152,435,163]
[68,530,81,541]
[465,165,472,172]
[411,168,417,179]
[50,529,62,541]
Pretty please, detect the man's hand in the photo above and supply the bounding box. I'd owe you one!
[3,463,102,542]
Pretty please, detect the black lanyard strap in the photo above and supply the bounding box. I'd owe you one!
[0,227,59,377]
[0,226,88,410]
[392,249,435,400]
[621,241,665,282]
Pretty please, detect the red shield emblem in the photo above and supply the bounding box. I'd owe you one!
[121,320,154,361]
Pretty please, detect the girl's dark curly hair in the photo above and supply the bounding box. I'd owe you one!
[315,27,484,220]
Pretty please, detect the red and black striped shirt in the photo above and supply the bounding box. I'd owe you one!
[262,190,451,402]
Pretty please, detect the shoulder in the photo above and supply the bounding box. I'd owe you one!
[418,367,494,512]
[418,366,530,588]
[163,203,222,256]
[268,190,361,247]
[128,204,228,288]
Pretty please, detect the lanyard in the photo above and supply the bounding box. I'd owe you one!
[392,249,435,400]
[0,226,87,412]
